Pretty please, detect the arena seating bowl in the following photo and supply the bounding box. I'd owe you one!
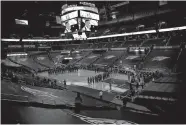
[143,49,180,71]
[142,38,167,47]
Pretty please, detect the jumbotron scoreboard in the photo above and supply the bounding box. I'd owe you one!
[61,2,99,40]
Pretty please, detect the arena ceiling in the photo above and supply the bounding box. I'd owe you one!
[2,1,185,24]
[1,1,186,37]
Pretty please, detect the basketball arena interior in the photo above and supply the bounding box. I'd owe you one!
[1,1,186,124]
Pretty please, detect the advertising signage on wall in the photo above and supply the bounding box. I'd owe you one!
[8,45,22,48]
[15,19,28,25]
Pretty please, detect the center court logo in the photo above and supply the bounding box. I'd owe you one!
[75,56,82,59]
[56,55,64,60]
[37,57,45,60]
[152,56,170,61]
[126,56,139,60]
[104,55,115,59]
[20,58,27,61]
[88,55,97,59]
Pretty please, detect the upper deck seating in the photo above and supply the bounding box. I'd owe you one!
[8,56,46,71]
[77,53,101,65]
[142,38,167,47]
[97,42,108,48]
[34,54,55,68]
[122,40,143,47]
[115,52,145,68]
[94,51,124,66]
[50,52,65,64]
[168,36,184,46]
[79,43,93,49]
[2,59,21,67]
[111,42,123,48]
[67,51,89,64]
[65,44,80,50]
[143,49,180,71]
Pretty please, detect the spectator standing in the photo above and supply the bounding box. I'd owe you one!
[92,77,95,87]
[136,82,139,89]
[99,91,103,99]
[141,76,144,89]
[109,82,112,91]
[63,79,67,88]
[128,72,131,83]
[129,82,133,91]
[75,92,83,113]
[152,77,155,82]
[123,97,128,108]
[95,76,98,83]
[90,77,92,84]
[87,77,90,84]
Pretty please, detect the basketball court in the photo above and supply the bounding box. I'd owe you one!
[38,69,129,93]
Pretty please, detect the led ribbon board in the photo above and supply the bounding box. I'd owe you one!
[2,26,186,42]
[62,6,98,15]
[62,2,98,15]
[88,26,186,40]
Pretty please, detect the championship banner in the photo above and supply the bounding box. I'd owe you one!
[15,19,28,25]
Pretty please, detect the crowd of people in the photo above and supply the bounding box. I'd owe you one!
[1,67,68,90]
[124,69,163,99]
[119,68,162,84]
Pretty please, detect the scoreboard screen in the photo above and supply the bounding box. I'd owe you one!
[61,11,78,22]
[82,19,98,31]
[62,19,78,33]
[80,10,99,20]
[61,2,99,37]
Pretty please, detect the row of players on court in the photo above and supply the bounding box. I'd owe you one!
[87,71,111,85]
[48,64,108,75]
[48,65,79,74]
